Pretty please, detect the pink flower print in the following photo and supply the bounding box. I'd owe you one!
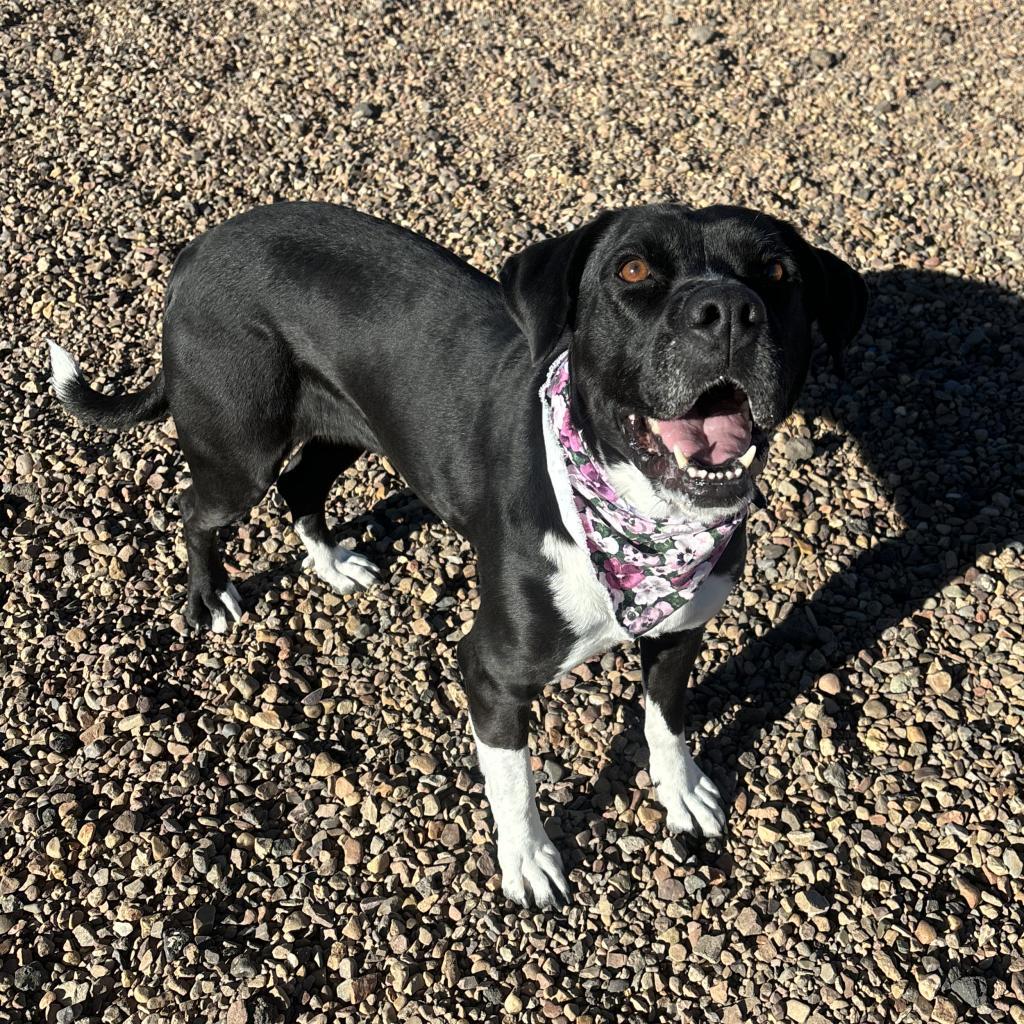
[578,462,619,502]
[561,421,584,453]
[633,575,675,606]
[633,600,675,633]
[603,556,645,592]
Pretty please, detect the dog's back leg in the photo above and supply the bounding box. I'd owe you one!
[178,450,282,633]
[277,439,380,595]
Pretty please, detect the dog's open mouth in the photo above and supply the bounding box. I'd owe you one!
[623,381,758,489]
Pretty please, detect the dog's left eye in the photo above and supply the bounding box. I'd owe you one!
[766,261,786,283]
[618,259,651,283]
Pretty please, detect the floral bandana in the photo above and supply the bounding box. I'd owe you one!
[540,351,751,637]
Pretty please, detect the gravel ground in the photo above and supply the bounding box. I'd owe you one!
[3,1,1024,1022]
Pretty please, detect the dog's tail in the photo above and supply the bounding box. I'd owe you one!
[48,341,168,429]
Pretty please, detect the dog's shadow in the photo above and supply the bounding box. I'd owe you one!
[675,267,1023,804]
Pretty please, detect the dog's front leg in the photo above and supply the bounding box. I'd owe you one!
[639,628,726,838]
[459,632,568,909]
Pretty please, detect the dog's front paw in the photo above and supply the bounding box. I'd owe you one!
[303,546,380,595]
[186,581,244,634]
[651,758,726,839]
[497,833,569,909]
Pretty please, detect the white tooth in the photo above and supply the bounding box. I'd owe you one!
[673,447,688,469]
[738,444,757,469]
[686,466,698,478]
[648,419,662,436]
[697,469,708,478]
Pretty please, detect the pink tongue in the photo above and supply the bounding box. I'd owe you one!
[654,410,752,466]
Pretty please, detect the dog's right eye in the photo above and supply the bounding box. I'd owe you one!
[618,258,651,283]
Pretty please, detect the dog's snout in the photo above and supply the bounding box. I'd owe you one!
[683,283,765,355]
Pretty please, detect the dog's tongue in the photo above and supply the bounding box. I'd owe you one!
[653,406,752,466]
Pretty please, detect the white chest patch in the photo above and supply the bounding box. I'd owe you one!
[541,531,737,674]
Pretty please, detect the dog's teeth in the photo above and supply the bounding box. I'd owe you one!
[686,466,698,478]
[697,469,708,478]
[673,446,688,469]
[648,419,662,437]
[738,444,757,469]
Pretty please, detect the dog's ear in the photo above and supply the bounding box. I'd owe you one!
[806,246,868,376]
[499,211,616,363]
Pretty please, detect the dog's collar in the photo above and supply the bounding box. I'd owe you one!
[540,351,750,637]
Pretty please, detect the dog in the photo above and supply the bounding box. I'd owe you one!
[50,201,866,907]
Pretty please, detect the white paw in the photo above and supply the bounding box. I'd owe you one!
[209,582,243,634]
[303,546,380,594]
[654,762,726,838]
[498,832,569,909]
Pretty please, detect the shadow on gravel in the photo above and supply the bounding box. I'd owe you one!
[688,268,1023,795]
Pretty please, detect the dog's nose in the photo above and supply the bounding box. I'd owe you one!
[683,283,765,355]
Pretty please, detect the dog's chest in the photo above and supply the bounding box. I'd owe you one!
[541,532,737,676]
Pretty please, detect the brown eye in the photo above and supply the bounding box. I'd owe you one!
[618,258,651,283]
[766,261,786,283]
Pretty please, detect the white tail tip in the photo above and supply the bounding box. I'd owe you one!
[48,340,81,400]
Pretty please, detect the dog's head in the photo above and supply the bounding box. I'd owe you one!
[501,204,867,520]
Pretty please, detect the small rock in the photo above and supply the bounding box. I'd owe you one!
[367,852,390,875]
[408,752,438,774]
[818,673,841,695]
[688,23,717,45]
[735,907,762,936]
[311,752,341,777]
[915,919,937,944]
[694,933,725,962]
[657,877,687,901]
[795,889,829,916]
[926,664,953,694]
[783,436,814,461]
[809,48,839,69]
[251,709,283,730]
[352,101,379,121]
[949,976,986,1009]
[283,910,309,935]
[863,698,888,719]
[14,963,45,992]
[787,999,811,1023]
[113,810,142,833]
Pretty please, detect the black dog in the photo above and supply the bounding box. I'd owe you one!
[50,202,866,907]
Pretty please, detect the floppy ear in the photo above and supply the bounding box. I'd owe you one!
[499,211,616,363]
[808,246,868,376]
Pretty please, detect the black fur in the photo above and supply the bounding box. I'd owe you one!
[53,201,866,896]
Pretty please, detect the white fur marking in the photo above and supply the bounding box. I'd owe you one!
[542,532,627,674]
[605,458,747,526]
[219,582,243,623]
[473,725,568,908]
[48,340,81,402]
[644,701,725,837]
[296,523,379,594]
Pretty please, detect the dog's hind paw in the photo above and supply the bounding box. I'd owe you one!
[188,581,244,634]
[498,834,570,910]
[303,546,380,595]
